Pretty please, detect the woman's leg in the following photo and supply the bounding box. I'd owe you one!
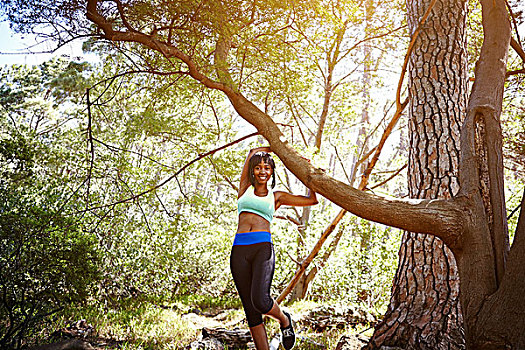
[250,243,276,316]
[249,323,269,350]
[233,242,291,349]
[248,242,290,327]
[231,244,269,348]
[264,301,290,328]
[267,301,296,350]
[250,243,295,349]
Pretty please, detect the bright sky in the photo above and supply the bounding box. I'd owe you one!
[0,21,96,66]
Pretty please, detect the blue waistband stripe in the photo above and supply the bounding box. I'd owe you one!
[233,231,272,246]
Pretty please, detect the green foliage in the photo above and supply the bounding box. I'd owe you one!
[272,213,401,314]
[0,128,36,180]
[0,59,100,349]
[0,181,100,349]
[73,57,244,302]
[0,48,403,346]
[309,219,401,314]
[0,128,100,349]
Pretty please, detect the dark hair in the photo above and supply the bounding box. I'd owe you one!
[248,152,276,188]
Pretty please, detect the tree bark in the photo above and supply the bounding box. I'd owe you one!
[367,0,468,348]
[474,190,525,348]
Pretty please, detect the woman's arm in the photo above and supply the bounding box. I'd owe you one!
[238,146,271,198]
[274,189,318,210]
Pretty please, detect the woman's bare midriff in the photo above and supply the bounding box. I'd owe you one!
[237,212,271,233]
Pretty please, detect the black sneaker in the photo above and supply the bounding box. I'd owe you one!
[281,311,295,350]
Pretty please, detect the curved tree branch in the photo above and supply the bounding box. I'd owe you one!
[86,0,230,92]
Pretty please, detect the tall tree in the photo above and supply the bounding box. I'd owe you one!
[367,0,467,348]
[2,0,524,348]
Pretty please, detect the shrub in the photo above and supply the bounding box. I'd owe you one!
[0,182,100,349]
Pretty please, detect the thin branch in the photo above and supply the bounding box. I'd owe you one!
[335,25,407,66]
[276,209,347,304]
[355,100,394,167]
[505,0,523,51]
[506,68,525,77]
[395,0,438,109]
[0,34,96,56]
[72,132,258,214]
[86,88,95,209]
[175,172,190,201]
[118,175,153,234]
[88,69,188,92]
[510,37,525,64]
[207,157,238,192]
[206,95,221,140]
[370,164,408,190]
[86,75,120,107]
[511,186,525,243]
[90,75,125,107]
[274,215,302,226]
[86,0,229,92]
[355,146,378,167]
[155,191,176,218]
[114,0,139,33]
[286,251,302,266]
[303,223,346,284]
[332,144,352,183]
[507,186,525,220]
[287,96,310,146]
[93,137,176,169]
[508,203,521,221]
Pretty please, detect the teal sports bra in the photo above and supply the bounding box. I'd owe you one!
[238,186,275,223]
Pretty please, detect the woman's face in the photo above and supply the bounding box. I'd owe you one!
[253,160,273,185]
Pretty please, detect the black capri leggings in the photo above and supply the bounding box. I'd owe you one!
[230,242,275,327]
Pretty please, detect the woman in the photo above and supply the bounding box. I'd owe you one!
[230,146,318,350]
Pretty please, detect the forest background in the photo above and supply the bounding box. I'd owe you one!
[0,0,524,349]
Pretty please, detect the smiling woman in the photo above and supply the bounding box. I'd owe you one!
[230,147,318,350]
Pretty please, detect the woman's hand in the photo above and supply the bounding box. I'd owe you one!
[250,146,272,154]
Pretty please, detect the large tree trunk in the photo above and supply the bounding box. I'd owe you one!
[367,0,468,348]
